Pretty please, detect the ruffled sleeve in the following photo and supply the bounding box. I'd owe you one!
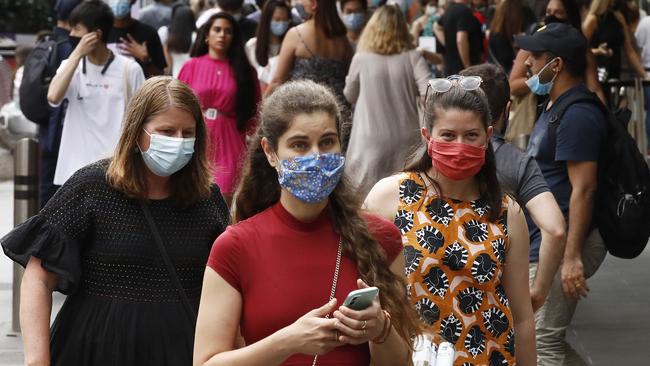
[1,165,97,294]
[1,215,82,294]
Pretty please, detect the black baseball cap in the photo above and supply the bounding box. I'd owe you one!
[515,23,587,69]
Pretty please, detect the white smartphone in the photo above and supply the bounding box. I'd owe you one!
[342,287,379,311]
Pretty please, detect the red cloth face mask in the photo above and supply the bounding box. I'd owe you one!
[427,139,486,180]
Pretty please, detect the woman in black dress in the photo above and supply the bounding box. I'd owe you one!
[1,76,229,365]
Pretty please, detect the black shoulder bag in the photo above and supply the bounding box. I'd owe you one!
[140,202,198,321]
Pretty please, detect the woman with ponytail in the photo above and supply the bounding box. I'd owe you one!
[365,76,536,365]
[193,80,420,366]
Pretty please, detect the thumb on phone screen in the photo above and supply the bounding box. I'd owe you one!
[309,298,338,318]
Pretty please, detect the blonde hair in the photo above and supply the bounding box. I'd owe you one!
[357,5,413,55]
[107,76,213,206]
[589,0,610,16]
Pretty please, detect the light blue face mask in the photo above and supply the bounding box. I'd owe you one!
[270,21,290,36]
[109,0,131,19]
[139,129,195,177]
[277,152,345,203]
[343,13,365,31]
[525,57,559,95]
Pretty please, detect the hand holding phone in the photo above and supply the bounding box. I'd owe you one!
[342,287,379,311]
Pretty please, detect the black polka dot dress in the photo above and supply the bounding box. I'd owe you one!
[396,172,515,365]
[1,161,229,365]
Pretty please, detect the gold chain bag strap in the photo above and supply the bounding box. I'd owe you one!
[311,239,343,366]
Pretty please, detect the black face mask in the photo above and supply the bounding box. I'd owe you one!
[543,15,565,25]
[68,35,81,49]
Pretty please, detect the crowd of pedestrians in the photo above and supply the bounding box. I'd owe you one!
[1,0,649,365]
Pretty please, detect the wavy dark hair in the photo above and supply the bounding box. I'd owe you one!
[255,0,291,67]
[315,0,347,38]
[190,13,257,131]
[405,85,503,222]
[234,80,422,344]
[167,3,196,54]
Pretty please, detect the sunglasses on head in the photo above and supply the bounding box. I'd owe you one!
[428,75,483,93]
[422,75,483,123]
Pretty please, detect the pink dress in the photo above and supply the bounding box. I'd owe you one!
[178,54,260,194]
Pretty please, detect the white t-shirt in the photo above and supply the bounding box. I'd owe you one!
[51,53,144,185]
[159,26,195,78]
[635,16,650,69]
[245,38,280,85]
[158,25,170,46]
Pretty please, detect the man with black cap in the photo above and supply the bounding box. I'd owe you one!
[516,22,608,366]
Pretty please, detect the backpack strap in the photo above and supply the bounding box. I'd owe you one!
[546,91,606,159]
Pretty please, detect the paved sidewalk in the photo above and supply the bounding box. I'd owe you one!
[0,178,649,365]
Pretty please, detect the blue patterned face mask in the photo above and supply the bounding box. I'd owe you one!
[276,153,345,203]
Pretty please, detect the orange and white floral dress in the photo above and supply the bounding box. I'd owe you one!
[395,172,515,366]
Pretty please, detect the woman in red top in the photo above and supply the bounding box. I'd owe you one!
[194,80,421,366]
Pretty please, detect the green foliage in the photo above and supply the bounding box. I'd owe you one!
[0,0,55,33]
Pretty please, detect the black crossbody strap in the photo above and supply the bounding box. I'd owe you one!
[140,202,197,321]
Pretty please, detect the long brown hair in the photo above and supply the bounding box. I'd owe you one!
[314,0,347,38]
[357,4,413,54]
[405,85,503,222]
[106,76,213,207]
[489,0,524,46]
[234,80,421,343]
[255,0,291,67]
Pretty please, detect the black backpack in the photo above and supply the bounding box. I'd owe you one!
[19,35,66,124]
[547,91,650,258]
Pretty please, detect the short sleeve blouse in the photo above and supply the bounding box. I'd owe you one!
[207,202,402,366]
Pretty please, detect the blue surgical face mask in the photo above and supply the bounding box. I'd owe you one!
[343,12,365,31]
[110,0,132,19]
[525,57,559,96]
[270,21,290,36]
[139,129,195,177]
[276,152,345,203]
